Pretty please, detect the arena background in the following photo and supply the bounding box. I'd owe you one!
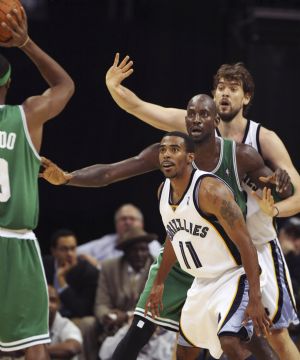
[2,0,300,253]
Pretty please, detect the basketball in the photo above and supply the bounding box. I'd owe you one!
[0,0,22,42]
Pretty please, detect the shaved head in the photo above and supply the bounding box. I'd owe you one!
[187,94,217,116]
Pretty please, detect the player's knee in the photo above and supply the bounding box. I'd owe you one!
[220,336,245,359]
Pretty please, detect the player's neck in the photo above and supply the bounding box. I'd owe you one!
[218,113,248,144]
[193,135,221,172]
[170,167,193,203]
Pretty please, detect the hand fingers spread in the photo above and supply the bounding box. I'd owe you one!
[113,53,119,67]
[122,60,133,73]
[20,6,27,21]
[122,68,134,80]
[12,8,22,26]
[119,55,130,69]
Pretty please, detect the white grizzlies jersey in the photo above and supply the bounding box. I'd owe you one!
[159,169,243,279]
[242,120,277,244]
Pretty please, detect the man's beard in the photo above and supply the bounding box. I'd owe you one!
[217,107,240,123]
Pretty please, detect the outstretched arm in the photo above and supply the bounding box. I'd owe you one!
[106,53,186,132]
[0,7,74,152]
[40,143,160,187]
[200,176,271,336]
[259,127,300,217]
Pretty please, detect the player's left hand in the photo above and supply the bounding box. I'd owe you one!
[259,168,291,193]
[39,157,72,185]
[144,283,164,319]
[0,7,28,48]
[252,187,276,217]
[243,297,272,337]
[105,53,134,90]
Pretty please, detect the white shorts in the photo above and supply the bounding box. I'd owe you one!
[179,267,252,359]
[258,239,299,329]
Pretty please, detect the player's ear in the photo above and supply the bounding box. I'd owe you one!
[187,153,194,164]
[243,92,251,105]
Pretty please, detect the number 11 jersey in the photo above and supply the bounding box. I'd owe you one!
[159,169,243,279]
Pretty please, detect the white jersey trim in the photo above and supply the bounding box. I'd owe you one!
[232,141,243,192]
[0,228,37,240]
[19,105,41,161]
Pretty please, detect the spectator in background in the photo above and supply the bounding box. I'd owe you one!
[278,217,300,303]
[48,285,82,360]
[77,204,161,265]
[278,217,300,350]
[43,229,99,360]
[95,228,155,344]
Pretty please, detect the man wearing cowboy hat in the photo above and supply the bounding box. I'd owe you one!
[94,227,156,340]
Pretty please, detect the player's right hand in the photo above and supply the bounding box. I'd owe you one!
[243,296,273,338]
[39,156,72,185]
[144,283,164,319]
[105,53,134,90]
[0,7,28,48]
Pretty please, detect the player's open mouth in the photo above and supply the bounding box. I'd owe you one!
[219,99,231,110]
[191,126,203,136]
[161,161,175,168]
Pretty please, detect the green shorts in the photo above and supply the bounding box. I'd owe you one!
[134,251,194,331]
[0,233,50,351]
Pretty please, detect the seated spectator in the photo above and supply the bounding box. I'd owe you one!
[77,204,161,264]
[43,229,99,360]
[95,228,155,342]
[48,285,82,360]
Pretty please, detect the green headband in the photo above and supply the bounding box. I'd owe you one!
[0,65,11,87]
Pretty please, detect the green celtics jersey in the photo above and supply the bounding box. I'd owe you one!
[0,105,40,229]
[212,137,246,216]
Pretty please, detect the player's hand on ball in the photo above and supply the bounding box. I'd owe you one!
[0,7,28,48]
[144,283,164,319]
[39,157,72,185]
[105,53,134,90]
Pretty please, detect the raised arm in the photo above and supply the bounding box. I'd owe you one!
[200,176,271,336]
[259,127,300,217]
[0,7,75,151]
[105,53,186,132]
[40,143,160,187]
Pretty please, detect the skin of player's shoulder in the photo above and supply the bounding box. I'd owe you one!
[258,126,291,168]
[235,142,265,176]
[198,176,233,215]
